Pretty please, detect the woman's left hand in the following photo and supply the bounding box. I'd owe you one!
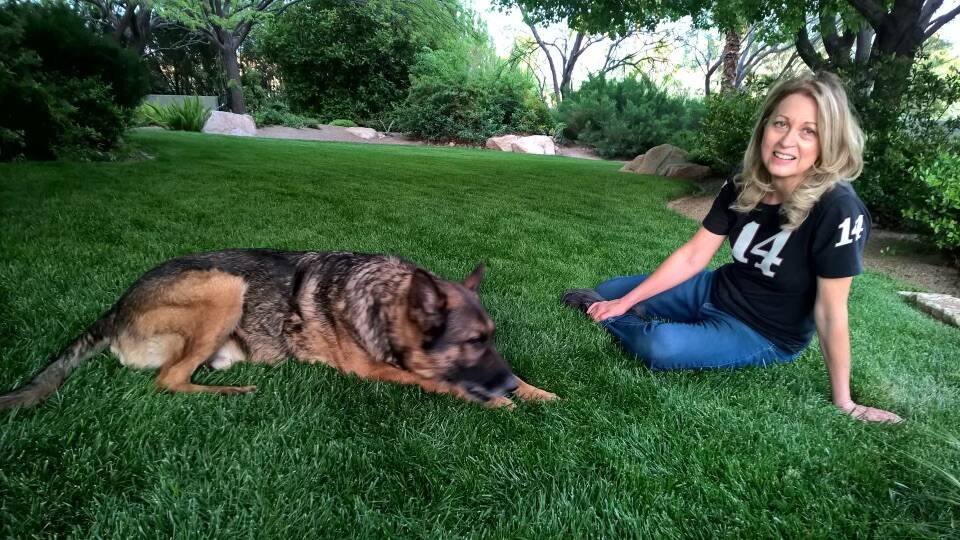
[837,401,903,423]
[586,299,630,322]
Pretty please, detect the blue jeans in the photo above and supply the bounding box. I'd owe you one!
[595,271,802,371]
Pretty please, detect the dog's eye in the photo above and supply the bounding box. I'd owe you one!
[466,336,486,346]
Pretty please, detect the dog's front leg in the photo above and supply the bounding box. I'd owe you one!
[512,376,558,402]
[363,363,514,408]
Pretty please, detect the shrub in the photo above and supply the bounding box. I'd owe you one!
[689,89,764,176]
[395,41,555,143]
[903,143,960,258]
[852,56,960,230]
[259,0,466,122]
[0,1,149,160]
[251,100,319,128]
[556,74,705,159]
[137,98,211,132]
[330,119,357,127]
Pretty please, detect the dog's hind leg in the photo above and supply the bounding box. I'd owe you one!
[128,271,255,395]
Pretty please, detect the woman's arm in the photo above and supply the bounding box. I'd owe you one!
[587,226,726,321]
[814,276,902,423]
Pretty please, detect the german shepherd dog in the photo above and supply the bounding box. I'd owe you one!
[0,250,556,409]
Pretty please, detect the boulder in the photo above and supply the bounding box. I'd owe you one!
[663,163,713,180]
[486,135,520,151]
[345,127,384,140]
[202,111,256,136]
[510,135,556,155]
[620,144,710,180]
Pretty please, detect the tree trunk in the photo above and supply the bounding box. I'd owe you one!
[221,36,246,114]
[721,28,741,93]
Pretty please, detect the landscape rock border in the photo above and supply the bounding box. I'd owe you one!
[898,292,960,328]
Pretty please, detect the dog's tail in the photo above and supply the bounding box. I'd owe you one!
[0,315,112,410]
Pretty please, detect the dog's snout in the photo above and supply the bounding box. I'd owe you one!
[450,352,517,401]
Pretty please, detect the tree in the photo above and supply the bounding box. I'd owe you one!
[793,0,960,123]
[503,0,960,113]
[160,0,302,113]
[82,0,159,54]
[259,0,466,121]
[515,8,672,103]
[680,24,797,95]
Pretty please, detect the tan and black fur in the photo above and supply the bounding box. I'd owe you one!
[0,249,556,409]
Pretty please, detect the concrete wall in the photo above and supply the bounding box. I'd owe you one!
[145,95,219,110]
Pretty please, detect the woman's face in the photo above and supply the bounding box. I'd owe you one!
[761,92,820,186]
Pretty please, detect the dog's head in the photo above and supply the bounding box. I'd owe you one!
[400,264,518,402]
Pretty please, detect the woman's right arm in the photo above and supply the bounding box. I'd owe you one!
[586,226,727,322]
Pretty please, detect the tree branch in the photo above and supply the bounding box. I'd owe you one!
[795,26,825,71]
[847,0,887,28]
[924,2,960,39]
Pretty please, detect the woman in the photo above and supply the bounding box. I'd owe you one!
[563,72,901,423]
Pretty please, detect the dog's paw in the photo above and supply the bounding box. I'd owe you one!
[484,396,515,410]
[223,385,257,395]
[513,382,559,402]
[532,389,559,401]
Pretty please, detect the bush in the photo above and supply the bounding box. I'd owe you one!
[0,1,149,160]
[259,0,466,122]
[689,89,765,176]
[395,40,555,143]
[904,145,960,258]
[556,74,705,159]
[137,98,211,132]
[852,56,960,230]
[330,119,357,127]
[251,100,319,128]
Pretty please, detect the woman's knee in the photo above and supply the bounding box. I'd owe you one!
[624,328,687,371]
[596,274,648,300]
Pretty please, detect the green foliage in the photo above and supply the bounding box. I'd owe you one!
[0,1,149,160]
[252,100,320,128]
[494,0,712,35]
[395,39,555,143]
[144,25,224,96]
[137,98,212,132]
[330,119,357,127]
[903,143,960,258]
[241,69,272,114]
[851,56,960,233]
[690,88,765,175]
[556,74,705,159]
[239,69,318,128]
[259,0,468,123]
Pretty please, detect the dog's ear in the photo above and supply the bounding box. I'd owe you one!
[463,263,485,292]
[408,269,448,331]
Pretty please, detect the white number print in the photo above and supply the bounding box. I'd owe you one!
[834,214,865,247]
[731,221,793,277]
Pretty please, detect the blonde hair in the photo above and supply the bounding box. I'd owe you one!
[732,71,864,229]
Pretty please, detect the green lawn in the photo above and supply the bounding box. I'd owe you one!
[1,131,958,537]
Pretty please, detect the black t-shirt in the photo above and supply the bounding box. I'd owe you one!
[702,180,870,353]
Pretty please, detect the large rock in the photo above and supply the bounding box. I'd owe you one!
[345,127,384,140]
[510,135,556,155]
[486,135,520,151]
[202,111,256,136]
[621,144,710,180]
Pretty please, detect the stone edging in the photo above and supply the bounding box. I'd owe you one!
[898,292,960,328]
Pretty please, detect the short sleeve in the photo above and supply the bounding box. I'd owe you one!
[811,195,870,278]
[702,180,737,235]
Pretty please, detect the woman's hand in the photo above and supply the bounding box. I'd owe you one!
[586,299,630,322]
[836,400,903,423]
